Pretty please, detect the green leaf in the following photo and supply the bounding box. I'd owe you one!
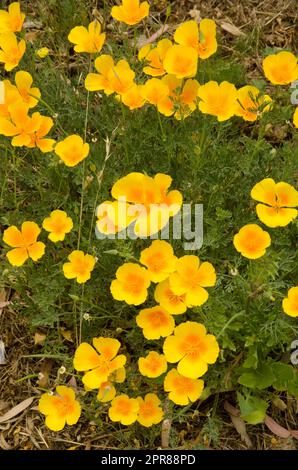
[271,362,295,391]
[237,393,268,425]
[238,363,275,390]
[243,345,259,369]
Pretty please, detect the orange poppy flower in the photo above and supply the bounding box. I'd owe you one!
[137,393,164,427]
[108,394,139,425]
[54,135,89,167]
[233,224,271,259]
[169,255,216,307]
[136,305,175,339]
[163,321,220,379]
[3,221,45,266]
[110,263,151,305]
[197,81,237,121]
[68,20,105,54]
[73,337,126,389]
[282,286,298,318]
[140,240,177,282]
[111,0,150,26]
[39,386,81,432]
[0,32,25,71]
[251,178,298,227]
[263,51,298,85]
[138,39,172,76]
[154,279,187,315]
[235,85,272,122]
[63,250,96,284]
[0,2,25,33]
[174,19,217,59]
[138,351,168,378]
[164,368,204,405]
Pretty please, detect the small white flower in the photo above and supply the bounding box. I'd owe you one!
[83,313,91,321]
[59,366,66,375]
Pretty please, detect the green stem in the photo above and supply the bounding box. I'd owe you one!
[157,107,166,141]
[217,312,245,339]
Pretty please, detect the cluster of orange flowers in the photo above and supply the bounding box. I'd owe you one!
[3,211,96,283]
[233,178,298,319]
[1,1,297,433]
[96,172,182,237]
[66,1,298,126]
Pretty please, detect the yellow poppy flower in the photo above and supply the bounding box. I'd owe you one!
[251,178,298,227]
[174,19,217,59]
[137,393,164,427]
[169,255,216,307]
[14,71,41,108]
[109,172,183,237]
[74,337,126,389]
[263,51,298,85]
[63,250,95,284]
[68,20,105,54]
[3,221,45,266]
[138,39,172,76]
[106,59,135,95]
[0,102,53,149]
[110,263,151,305]
[85,54,115,94]
[0,79,22,118]
[0,2,25,33]
[197,80,238,121]
[54,135,89,167]
[42,210,73,242]
[163,44,198,79]
[121,84,145,110]
[111,0,150,26]
[27,113,55,153]
[138,351,168,378]
[233,224,271,259]
[164,368,204,405]
[141,77,172,115]
[163,321,219,379]
[140,240,177,282]
[0,32,26,71]
[154,279,187,315]
[108,394,139,425]
[136,305,175,340]
[39,386,81,432]
[96,200,137,235]
[282,286,298,318]
[293,107,298,128]
[235,85,272,121]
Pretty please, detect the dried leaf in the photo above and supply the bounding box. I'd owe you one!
[220,21,245,36]
[224,401,239,416]
[38,359,53,388]
[68,376,77,389]
[137,25,169,48]
[60,328,73,343]
[189,9,201,22]
[0,433,12,450]
[230,415,253,448]
[0,301,10,309]
[34,332,46,345]
[264,415,291,438]
[0,340,6,365]
[0,397,34,424]
[224,401,252,448]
